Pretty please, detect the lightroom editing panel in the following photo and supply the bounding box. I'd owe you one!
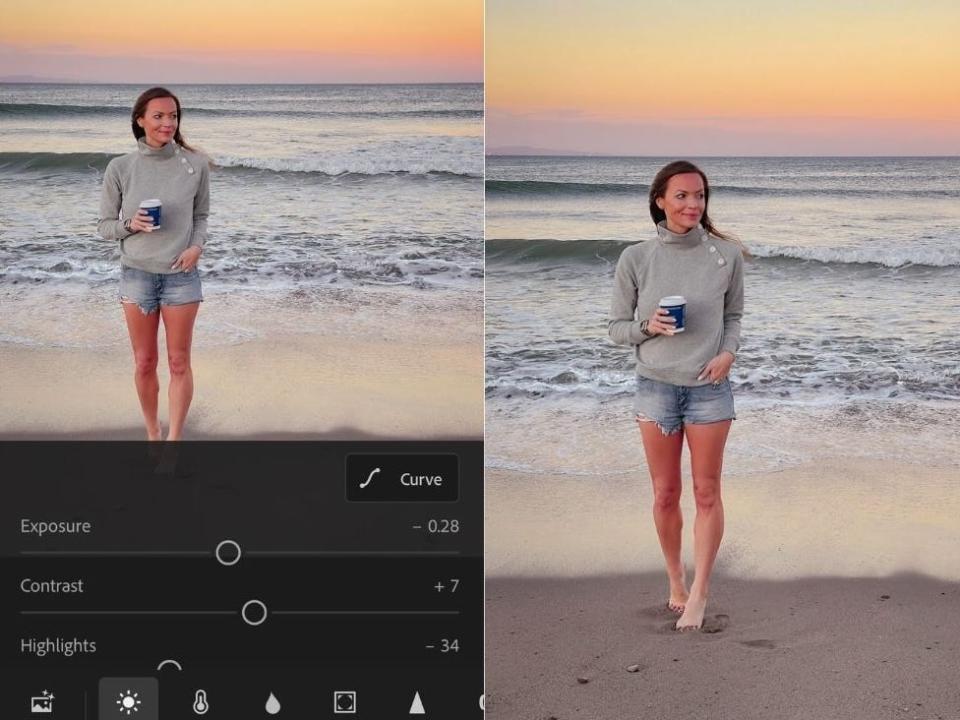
[2,441,483,718]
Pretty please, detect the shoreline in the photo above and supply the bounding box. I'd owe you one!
[486,571,960,719]
[0,329,483,439]
[486,459,960,580]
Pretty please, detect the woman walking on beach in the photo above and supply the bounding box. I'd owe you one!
[97,87,210,441]
[609,160,744,631]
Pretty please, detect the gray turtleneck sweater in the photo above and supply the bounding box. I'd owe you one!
[97,137,210,274]
[608,222,744,387]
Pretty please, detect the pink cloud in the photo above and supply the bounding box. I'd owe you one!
[486,109,960,156]
[0,45,480,83]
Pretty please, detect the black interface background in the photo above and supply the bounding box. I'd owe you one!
[2,441,483,717]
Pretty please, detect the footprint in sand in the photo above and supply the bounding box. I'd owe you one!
[640,604,675,619]
[700,614,730,634]
[740,639,776,649]
[655,613,730,634]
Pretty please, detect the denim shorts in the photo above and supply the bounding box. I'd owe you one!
[119,265,203,314]
[632,374,736,435]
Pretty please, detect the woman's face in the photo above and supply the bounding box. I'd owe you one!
[137,97,179,148]
[656,172,706,232]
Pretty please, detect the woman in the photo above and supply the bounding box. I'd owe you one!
[608,160,745,631]
[97,87,210,441]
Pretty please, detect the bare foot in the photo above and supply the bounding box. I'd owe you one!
[666,564,688,614]
[675,593,707,631]
[146,422,163,441]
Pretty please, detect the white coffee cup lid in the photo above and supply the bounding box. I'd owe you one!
[139,198,161,207]
[659,296,686,306]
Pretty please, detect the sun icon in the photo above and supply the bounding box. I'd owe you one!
[116,690,142,715]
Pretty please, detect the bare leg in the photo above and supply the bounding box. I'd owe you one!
[122,303,161,440]
[676,420,731,631]
[160,302,199,441]
[637,419,687,613]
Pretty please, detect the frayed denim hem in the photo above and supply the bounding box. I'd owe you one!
[120,297,159,315]
[635,414,682,436]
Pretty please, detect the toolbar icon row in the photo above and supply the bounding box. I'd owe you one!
[31,684,434,716]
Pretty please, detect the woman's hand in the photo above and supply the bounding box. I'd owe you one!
[646,308,677,336]
[128,209,157,233]
[698,351,735,383]
[171,245,202,272]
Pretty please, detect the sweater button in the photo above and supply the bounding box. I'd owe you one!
[181,158,187,164]
[709,246,717,253]
[188,168,194,174]
[718,258,726,266]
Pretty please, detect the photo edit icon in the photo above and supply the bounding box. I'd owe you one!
[30,690,54,714]
[333,691,356,714]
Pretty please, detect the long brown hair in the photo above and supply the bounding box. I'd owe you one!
[648,160,749,256]
[131,87,197,152]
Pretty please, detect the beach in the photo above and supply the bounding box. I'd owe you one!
[0,83,483,438]
[486,459,960,720]
[484,155,960,716]
[0,289,482,439]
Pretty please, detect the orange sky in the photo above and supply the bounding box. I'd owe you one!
[487,0,960,154]
[489,1,959,118]
[0,0,482,82]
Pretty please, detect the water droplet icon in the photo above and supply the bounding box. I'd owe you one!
[265,692,281,715]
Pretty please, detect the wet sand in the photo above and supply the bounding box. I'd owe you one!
[486,571,960,720]
[486,459,960,579]
[0,330,482,439]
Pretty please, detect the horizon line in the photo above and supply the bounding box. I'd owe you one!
[486,153,960,159]
[0,80,483,86]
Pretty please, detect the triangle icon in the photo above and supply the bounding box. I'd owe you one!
[409,691,426,715]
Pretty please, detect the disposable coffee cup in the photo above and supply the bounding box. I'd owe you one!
[659,295,686,333]
[139,199,161,229]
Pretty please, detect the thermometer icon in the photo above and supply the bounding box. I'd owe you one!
[193,690,209,715]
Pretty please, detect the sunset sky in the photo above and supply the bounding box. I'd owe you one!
[487,0,960,155]
[0,0,482,83]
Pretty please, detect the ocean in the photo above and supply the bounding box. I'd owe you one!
[484,154,960,579]
[486,156,960,477]
[0,83,483,349]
